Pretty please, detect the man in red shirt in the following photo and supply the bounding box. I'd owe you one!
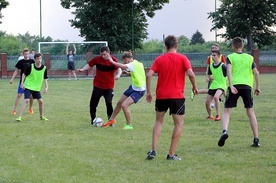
[78,46,122,125]
[146,35,198,161]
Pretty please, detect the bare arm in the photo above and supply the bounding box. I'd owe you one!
[227,63,238,94]
[9,69,19,84]
[109,59,128,70]
[114,68,122,80]
[77,64,91,72]
[253,68,260,95]
[146,69,154,103]
[73,44,76,54]
[20,73,26,89]
[66,44,69,54]
[187,69,198,94]
[44,79,49,93]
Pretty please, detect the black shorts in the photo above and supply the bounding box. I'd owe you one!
[24,88,42,99]
[68,62,75,70]
[208,89,224,96]
[224,87,253,108]
[155,98,185,115]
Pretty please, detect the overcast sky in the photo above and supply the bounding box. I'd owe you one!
[0,0,222,42]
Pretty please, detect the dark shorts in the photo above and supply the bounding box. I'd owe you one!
[17,82,24,94]
[24,88,42,99]
[208,89,224,96]
[68,62,75,70]
[155,98,185,115]
[123,85,145,103]
[224,87,253,108]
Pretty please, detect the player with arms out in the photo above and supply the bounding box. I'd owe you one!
[77,46,122,125]
[102,51,146,130]
[146,35,198,160]
[66,44,78,80]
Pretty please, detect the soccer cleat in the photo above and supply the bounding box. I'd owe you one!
[215,115,221,121]
[251,138,260,147]
[29,108,34,114]
[122,124,133,130]
[40,116,48,121]
[218,131,228,147]
[167,154,181,160]
[190,91,194,101]
[16,117,22,122]
[11,110,16,115]
[206,116,214,120]
[102,119,116,128]
[146,150,156,160]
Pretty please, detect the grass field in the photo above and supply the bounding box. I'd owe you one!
[0,74,275,183]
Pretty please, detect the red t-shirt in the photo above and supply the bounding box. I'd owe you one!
[151,53,192,99]
[206,54,226,65]
[88,55,119,89]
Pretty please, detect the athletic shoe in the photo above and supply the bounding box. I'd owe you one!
[167,154,181,160]
[219,98,224,103]
[206,116,214,120]
[190,91,194,101]
[91,120,94,125]
[40,116,48,121]
[11,110,16,115]
[215,115,221,121]
[29,108,34,114]
[16,117,22,122]
[146,150,156,160]
[218,131,228,147]
[122,124,133,130]
[102,119,116,128]
[251,138,260,147]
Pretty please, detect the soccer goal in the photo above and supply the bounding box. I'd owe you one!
[38,41,108,77]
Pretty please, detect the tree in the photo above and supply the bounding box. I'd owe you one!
[190,30,205,45]
[208,0,276,51]
[60,0,169,52]
[0,0,9,24]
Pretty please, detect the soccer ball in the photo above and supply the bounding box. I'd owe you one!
[93,117,104,127]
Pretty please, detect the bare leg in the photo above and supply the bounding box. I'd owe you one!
[168,114,184,156]
[205,94,213,117]
[222,108,231,130]
[152,111,166,151]
[109,95,128,120]
[246,108,258,138]
[121,97,134,125]
[38,99,43,117]
[13,93,23,111]
[18,99,29,117]
[214,90,223,116]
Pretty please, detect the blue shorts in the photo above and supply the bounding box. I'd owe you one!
[123,85,145,103]
[17,82,24,94]
[24,88,42,99]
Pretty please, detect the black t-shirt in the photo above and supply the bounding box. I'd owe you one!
[15,59,35,81]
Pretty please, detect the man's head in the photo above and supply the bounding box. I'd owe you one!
[232,37,244,51]
[100,46,111,60]
[122,52,133,64]
[23,48,30,60]
[34,53,43,63]
[164,35,178,50]
[211,43,220,51]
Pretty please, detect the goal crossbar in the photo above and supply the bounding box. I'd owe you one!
[38,41,108,53]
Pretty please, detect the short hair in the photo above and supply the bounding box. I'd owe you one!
[34,53,43,59]
[164,35,178,49]
[122,52,133,59]
[23,48,29,53]
[232,37,243,49]
[100,46,110,53]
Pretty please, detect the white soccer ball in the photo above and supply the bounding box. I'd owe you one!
[93,117,103,127]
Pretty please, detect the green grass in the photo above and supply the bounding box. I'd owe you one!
[0,74,275,183]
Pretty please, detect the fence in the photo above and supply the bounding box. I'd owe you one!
[0,50,275,78]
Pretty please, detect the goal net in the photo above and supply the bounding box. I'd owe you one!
[38,41,108,77]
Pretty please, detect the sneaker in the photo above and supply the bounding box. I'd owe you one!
[122,124,133,130]
[102,119,116,128]
[11,110,16,115]
[146,150,156,160]
[75,78,79,80]
[215,115,221,121]
[218,131,228,147]
[16,117,22,122]
[29,108,34,114]
[40,116,48,121]
[190,91,194,101]
[206,116,214,120]
[210,103,215,108]
[219,98,224,103]
[251,138,260,147]
[167,154,181,160]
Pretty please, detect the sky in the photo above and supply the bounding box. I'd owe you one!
[0,0,221,42]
